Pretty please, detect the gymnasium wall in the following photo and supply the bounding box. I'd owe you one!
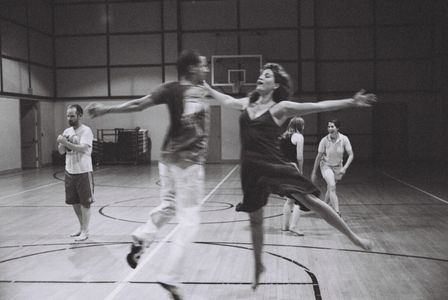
[0,0,54,97]
[0,0,53,172]
[1,0,447,172]
[49,0,447,163]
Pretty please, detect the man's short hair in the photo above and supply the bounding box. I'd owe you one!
[177,49,201,77]
[68,104,83,117]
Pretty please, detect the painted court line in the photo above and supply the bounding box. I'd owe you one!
[105,164,239,300]
[0,167,111,201]
[0,182,61,200]
[381,171,448,205]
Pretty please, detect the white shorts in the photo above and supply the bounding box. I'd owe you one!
[320,162,344,182]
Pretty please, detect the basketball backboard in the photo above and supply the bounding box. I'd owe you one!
[211,55,262,95]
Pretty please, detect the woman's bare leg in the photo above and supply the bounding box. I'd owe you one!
[324,190,331,205]
[289,205,304,236]
[249,208,266,290]
[294,193,372,250]
[282,198,294,231]
[322,168,339,213]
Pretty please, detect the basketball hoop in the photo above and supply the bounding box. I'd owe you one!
[211,55,262,94]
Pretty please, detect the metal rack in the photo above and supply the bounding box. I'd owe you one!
[93,128,151,165]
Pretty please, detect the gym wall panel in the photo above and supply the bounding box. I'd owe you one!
[181,0,237,30]
[300,113,319,134]
[1,21,28,60]
[376,61,432,91]
[318,29,374,60]
[278,62,299,94]
[56,37,107,66]
[163,0,177,31]
[0,98,21,172]
[240,30,298,60]
[30,66,53,97]
[110,67,163,96]
[301,62,316,92]
[164,33,178,64]
[28,0,52,34]
[375,0,432,25]
[300,0,314,27]
[164,66,178,83]
[109,2,161,33]
[110,35,161,65]
[317,0,373,27]
[376,26,432,59]
[301,29,315,60]
[434,24,448,61]
[319,62,374,92]
[240,0,297,28]
[373,92,437,160]
[54,4,106,35]
[181,33,238,58]
[2,59,29,94]
[57,69,107,97]
[345,135,372,160]
[29,32,53,66]
[0,1,26,24]
[393,93,436,160]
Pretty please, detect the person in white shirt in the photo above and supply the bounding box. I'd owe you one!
[57,104,94,242]
[311,119,353,216]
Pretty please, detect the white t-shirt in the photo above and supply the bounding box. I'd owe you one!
[318,133,352,167]
[62,124,93,174]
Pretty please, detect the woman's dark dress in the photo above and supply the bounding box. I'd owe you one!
[236,109,319,212]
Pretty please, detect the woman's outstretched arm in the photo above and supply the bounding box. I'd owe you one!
[272,90,377,123]
[202,81,249,110]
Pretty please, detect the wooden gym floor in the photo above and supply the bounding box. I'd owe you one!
[0,161,447,300]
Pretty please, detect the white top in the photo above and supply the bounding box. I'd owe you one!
[318,132,352,167]
[63,124,93,174]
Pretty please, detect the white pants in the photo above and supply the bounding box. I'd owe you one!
[132,162,204,285]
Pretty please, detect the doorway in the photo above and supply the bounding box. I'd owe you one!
[20,100,41,169]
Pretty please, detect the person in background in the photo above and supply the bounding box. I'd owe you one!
[311,119,354,217]
[57,104,94,242]
[280,117,307,236]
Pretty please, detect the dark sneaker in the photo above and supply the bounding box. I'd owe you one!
[126,241,144,269]
[157,282,183,300]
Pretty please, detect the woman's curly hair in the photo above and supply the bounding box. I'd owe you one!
[249,63,293,103]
